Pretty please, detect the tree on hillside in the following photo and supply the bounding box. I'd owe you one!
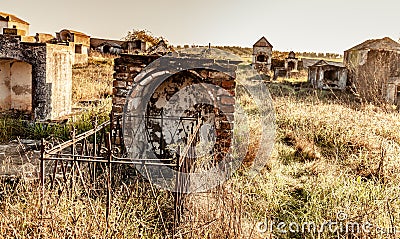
[123,29,161,46]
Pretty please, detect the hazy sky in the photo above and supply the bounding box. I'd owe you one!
[2,0,400,53]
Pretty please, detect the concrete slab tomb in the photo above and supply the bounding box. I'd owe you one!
[0,34,73,120]
[308,60,347,90]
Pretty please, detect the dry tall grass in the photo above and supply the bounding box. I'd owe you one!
[1,68,400,238]
[174,85,400,238]
[72,57,115,103]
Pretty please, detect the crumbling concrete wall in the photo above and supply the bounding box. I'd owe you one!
[386,77,400,106]
[308,64,347,90]
[9,61,32,111]
[345,49,400,102]
[113,54,236,162]
[46,43,73,119]
[0,34,73,120]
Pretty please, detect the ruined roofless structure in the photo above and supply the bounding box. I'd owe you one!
[344,37,400,103]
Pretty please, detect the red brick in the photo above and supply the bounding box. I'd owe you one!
[112,105,123,113]
[112,97,125,105]
[222,80,235,89]
[220,96,235,105]
[113,80,126,88]
[219,105,235,113]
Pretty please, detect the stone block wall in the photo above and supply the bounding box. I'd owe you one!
[112,55,160,117]
[253,46,272,73]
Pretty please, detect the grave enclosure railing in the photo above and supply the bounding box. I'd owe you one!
[39,114,199,235]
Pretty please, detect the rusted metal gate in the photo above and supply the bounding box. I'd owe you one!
[39,115,200,236]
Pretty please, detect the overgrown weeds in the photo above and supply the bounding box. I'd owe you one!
[0,98,111,143]
[1,59,400,238]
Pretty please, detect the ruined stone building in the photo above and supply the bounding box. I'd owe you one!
[308,60,347,90]
[0,13,74,121]
[0,12,30,37]
[56,29,90,65]
[122,40,147,54]
[90,38,147,55]
[344,37,400,103]
[285,51,299,72]
[90,38,124,55]
[252,37,273,73]
[273,51,300,79]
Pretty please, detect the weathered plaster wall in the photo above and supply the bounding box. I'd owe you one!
[344,49,400,102]
[0,21,7,34]
[73,34,90,47]
[0,61,12,109]
[7,21,29,36]
[10,61,32,111]
[72,42,89,65]
[0,35,48,119]
[0,60,33,112]
[46,43,73,119]
[0,34,73,120]
[72,34,90,65]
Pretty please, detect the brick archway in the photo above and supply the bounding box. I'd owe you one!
[113,54,238,163]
